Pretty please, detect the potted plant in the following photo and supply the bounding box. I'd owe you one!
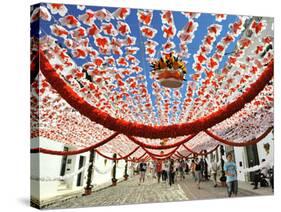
[83,185,93,196]
[112,178,118,186]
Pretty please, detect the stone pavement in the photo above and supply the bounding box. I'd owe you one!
[46,174,273,209]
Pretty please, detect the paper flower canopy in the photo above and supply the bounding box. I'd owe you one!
[30,3,274,160]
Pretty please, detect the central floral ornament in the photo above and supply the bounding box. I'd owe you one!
[150,52,187,88]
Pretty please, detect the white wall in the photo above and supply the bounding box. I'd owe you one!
[31,137,91,200]
[31,137,127,202]
[92,154,113,185]
[31,137,64,200]
[92,153,126,186]
[64,150,90,190]
[116,160,126,179]
[233,146,246,181]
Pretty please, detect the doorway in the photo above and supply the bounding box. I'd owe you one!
[246,144,260,181]
[76,156,85,187]
[60,147,69,176]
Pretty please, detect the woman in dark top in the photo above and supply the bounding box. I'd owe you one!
[195,158,202,189]
[169,159,176,186]
[139,161,147,185]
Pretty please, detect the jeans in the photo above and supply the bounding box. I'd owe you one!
[162,170,167,181]
[169,172,175,186]
[157,172,162,183]
[227,180,238,197]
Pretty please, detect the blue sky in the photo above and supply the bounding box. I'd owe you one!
[31,3,244,124]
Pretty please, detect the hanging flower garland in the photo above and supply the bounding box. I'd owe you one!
[127,152,147,162]
[127,134,197,149]
[142,146,180,158]
[92,163,115,175]
[182,144,219,156]
[176,151,192,158]
[31,132,119,155]
[204,126,273,147]
[39,50,273,139]
[95,146,140,161]
[30,119,272,157]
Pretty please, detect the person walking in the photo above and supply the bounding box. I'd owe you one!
[168,159,176,186]
[190,159,196,181]
[224,152,238,197]
[156,159,163,183]
[174,159,180,182]
[179,159,185,180]
[184,159,189,176]
[211,158,219,187]
[139,160,147,185]
[199,158,205,181]
[147,162,152,178]
[151,161,156,179]
[203,157,209,181]
[134,162,139,175]
[129,162,135,177]
[162,160,169,182]
[195,158,202,189]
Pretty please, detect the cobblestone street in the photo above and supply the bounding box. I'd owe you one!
[46,174,273,209]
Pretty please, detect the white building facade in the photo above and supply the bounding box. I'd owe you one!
[31,137,127,206]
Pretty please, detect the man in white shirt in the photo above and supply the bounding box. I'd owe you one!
[241,158,271,189]
[211,159,219,187]
[239,142,273,190]
[253,159,271,189]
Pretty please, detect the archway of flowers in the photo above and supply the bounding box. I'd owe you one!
[30,3,274,161]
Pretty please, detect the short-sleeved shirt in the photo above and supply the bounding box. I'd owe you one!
[156,161,162,173]
[224,161,237,182]
[139,163,147,172]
